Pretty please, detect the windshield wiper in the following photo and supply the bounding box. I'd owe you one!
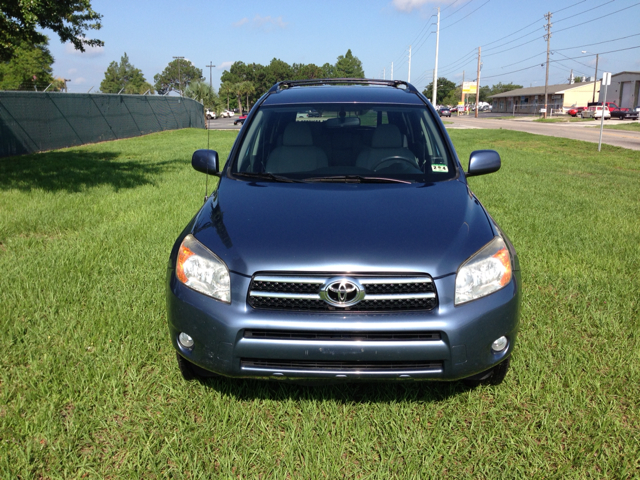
[303,175,412,184]
[233,172,304,183]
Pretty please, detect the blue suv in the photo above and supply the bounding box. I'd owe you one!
[167,79,521,386]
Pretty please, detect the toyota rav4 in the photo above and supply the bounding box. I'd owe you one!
[167,79,521,386]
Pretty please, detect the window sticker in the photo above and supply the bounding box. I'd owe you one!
[432,164,449,173]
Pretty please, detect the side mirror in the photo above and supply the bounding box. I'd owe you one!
[467,150,501,177]
[192,149,220,176]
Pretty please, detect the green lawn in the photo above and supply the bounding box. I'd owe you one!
[1,129,639,478]
[534,117,593,123]
[603,122,640,131]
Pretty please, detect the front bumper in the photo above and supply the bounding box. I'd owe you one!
[167,269,521,381]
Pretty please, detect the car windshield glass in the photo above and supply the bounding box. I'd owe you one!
[231,103,456,183]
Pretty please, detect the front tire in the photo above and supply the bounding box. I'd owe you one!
[463,357,511,387]
[176,353,219,381]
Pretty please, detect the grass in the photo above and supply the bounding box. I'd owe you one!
[602,122,640,131]
[534,117,593,123]
[1,128,639,478]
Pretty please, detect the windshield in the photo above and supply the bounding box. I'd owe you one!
[231,103,456,183]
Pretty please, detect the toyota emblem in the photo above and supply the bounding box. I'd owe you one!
[320,278,365,307]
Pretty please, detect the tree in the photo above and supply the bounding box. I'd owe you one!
[154,58,203,95]
[99,53,153,94]
[0,39,54,90]
[1,0,103,62]
[574,76,584,83]
[423,77,457,105]
[334,49,364,78]
[184,81,218,109]
[488,82,522,96]
[219,82,233,111]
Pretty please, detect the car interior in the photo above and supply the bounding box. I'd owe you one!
[233,104,456,181]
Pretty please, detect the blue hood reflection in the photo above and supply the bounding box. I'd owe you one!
[192,177,494,278]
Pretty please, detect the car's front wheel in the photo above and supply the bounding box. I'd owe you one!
[462,356,511,387]
[176,353,219,381]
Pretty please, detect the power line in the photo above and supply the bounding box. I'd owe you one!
[554,0,615,24]
[481,44,640,80]
[554,32,640,52]
[554,3,640,35]
[441,0,491,31]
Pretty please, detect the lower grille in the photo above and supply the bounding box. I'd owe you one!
[244,330,441,341]
[241,359,443,372]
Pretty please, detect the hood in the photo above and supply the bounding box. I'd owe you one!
[191,178,495,278]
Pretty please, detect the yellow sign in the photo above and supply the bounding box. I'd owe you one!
[462,81,477,94]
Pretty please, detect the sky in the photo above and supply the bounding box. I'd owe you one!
[45,0,640,94]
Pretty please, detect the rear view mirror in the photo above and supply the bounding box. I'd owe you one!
[192,149,220,176]
[325,117,361,128]
[467,150,501,177]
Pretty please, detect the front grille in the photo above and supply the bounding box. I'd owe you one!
[244,330,441,341]
[241,358,443,372]
[247,274,438,312]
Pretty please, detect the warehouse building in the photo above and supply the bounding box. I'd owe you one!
[599,72,640,108]
[489,81,600,114]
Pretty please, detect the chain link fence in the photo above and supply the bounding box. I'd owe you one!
[0,92,205,157]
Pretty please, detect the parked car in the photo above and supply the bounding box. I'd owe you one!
[438,107,451,117]
[610,108,639,120]
[580,105,611,120]
[220,110,235,118]
[168,78,521,387]
[205,109,216,120]
[567,107,585,117]
[233,114,247,125]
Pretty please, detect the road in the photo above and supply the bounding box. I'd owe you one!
[445,114,640,151]
[206,117,242,130]
[206,114,640,151]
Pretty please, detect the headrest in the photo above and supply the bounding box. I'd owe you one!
[372,124,402,148]
[283,122,313,146]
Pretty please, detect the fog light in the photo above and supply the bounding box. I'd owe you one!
[491,336,508,352]
[178,332,194,349]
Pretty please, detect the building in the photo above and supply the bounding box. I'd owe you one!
[489,81,600,114]
[598,72,640,108]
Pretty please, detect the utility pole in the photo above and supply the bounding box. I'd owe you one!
[543,12,552,119]
[569,69,574,84]
[432,7,440,106]
[408,45,412,83]
[173,56,184,96]
[391,62,394,81]
[383,68,386,80]
[592,54,599,103]
[206,62,215,89]
[475,47,481,118]
[460,70,465,115]
[64,79,71,93]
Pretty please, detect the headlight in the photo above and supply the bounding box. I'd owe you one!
[176,234,230,303]
[455,236,512,305]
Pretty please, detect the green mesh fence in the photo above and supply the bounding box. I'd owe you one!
[0,92,205,157]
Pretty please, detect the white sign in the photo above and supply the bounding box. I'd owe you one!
[540,108,547,113]
[462,82,477,94]
[602,72,611,86]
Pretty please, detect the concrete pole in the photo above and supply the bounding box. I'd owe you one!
[543,12,552,119]
[592,54,599,103]
[408,45,412,83]
[391,62,394,81]
[475,47,481,118]
[432,7,440,106]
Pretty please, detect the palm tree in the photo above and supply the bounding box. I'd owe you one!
[219,82,232,111]
[184,81,216,108]
[241,81,255,113]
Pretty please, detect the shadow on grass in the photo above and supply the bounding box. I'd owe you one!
[198,376,471,403]
[0,150,184,193]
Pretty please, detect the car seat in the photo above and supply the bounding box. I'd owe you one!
[266,122,329,173]
[356,124,417,170]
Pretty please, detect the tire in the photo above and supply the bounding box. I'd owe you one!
[462,356,511,387]
[176,352,219,381]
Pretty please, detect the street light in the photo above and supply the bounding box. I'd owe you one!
[173,56,184,96]
[582,50,599,103]
[64,79,71,93]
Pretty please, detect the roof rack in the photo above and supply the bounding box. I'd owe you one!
[268,78,419,94]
